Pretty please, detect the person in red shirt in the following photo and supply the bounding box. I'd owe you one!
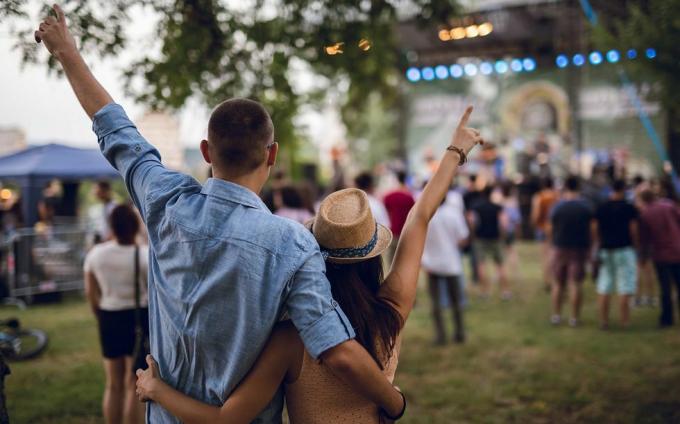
[383,170,416,261]
[638,189,680,328]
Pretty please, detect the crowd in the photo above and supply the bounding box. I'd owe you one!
[262,164,680,340]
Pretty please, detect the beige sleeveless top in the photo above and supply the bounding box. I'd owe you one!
[285,337,402,424]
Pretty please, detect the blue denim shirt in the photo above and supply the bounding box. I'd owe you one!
[92,103,355,423]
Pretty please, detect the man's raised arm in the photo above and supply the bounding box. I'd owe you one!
[35,4,112,119]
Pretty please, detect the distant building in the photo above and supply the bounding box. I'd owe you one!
[0,128,27,157]
[136,111,185,170]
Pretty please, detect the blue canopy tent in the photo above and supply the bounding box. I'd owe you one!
[0,143,119,226]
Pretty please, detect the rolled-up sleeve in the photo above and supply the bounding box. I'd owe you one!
[286,249,355,359]
[92,103,164,215]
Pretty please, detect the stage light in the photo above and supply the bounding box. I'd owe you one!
[627,49,637,59]
[645,48,656,59]
[573,54,585,66]
[510,59,523,72]
[522,58,536,71]
[606,50,620,63]
[451,27,466,40]
[494,60,508,74]
[435,65,449,79]
[450,64,464,78]
[556,54,569,68]
[438,30,451,41]
[358,38,371,51]
[465,25,479,38]
[0,189,11,201]
[422,67,435,81]
[464,63,478,76]
[406,67,421,82]
[589,51,603,65]
[478,22,493,36]
[480,62,493,75]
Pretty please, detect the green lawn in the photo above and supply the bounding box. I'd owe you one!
[4,243,680,423]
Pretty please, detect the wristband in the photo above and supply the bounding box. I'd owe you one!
[380,390,406,421]
[446,145,467,165]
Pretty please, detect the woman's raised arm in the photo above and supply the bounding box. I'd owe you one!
[379,106,483,322]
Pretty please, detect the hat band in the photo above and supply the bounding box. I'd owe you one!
[317,224,378,260]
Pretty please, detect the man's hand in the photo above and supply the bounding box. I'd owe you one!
[450,106,484,154]
[34,4,77,60]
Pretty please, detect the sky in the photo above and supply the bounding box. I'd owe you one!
[0,6,214,149]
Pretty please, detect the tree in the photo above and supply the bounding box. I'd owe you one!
[2,0,459,170]
[592,0,680,172]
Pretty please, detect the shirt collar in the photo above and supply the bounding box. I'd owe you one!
[201,178,269,211]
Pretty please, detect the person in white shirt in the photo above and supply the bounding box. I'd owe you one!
[421,194,469,344]
[84,203,149,424]
[354,171,391,228]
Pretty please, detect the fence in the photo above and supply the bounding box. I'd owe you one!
[0,226,88,302]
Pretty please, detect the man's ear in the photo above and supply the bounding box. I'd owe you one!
[266,142,278,167]
[200,140,212,164]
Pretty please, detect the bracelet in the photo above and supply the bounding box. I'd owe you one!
[446,145,467,165]
[380,390,406,421]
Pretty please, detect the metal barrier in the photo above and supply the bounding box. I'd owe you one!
[1,226,88,302]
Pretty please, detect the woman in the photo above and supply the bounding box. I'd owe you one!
[84,204,149,424]
[135,107,482,423]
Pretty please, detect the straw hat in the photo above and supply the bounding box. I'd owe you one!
[305,188,393,264]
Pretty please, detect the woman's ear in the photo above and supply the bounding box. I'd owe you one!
[200,140,212,164]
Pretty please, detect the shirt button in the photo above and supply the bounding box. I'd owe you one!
[331,300,338,307]
[134,145,142,152]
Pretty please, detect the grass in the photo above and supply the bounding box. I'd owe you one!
[4,243,680,423]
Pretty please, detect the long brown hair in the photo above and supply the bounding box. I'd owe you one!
[325,256,403,368]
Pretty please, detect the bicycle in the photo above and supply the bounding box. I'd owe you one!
[0,318,48,361]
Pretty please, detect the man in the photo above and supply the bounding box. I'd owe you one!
[593,179,639,329]
[354,171,390,228]
[89,181,117,242]
[468,185,510,299]
[462,174,482,284]
[549,176,594,327]
[531,176,558,291]
[383,170,415,260]
[34,6,404,422]
[421,194,469,344]
[638,189,680,328]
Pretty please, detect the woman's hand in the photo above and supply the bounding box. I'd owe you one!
[136,354,162,402]
[450,106,483,154]
[34,4,78,61]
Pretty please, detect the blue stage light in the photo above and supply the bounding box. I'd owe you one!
[464,63,478,76]
[627,49,637,59]
[406,67,421,82]
[450,64,464,78]
[572,54,585,66]
[555,54,569,68]
[645,48,656,59]
[422,67,435,81]
[480,62,493,75]
[606,50,620,63]
[522,58,536,71]
[435,65,449,79]
[494,60,508,74]
[589,51,603,65]
[510,59,523,72]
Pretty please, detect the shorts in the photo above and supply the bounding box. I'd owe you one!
[97,308,149,359]
[597,248,638,295]
[552,247,588,284]
[475,239,503,264]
